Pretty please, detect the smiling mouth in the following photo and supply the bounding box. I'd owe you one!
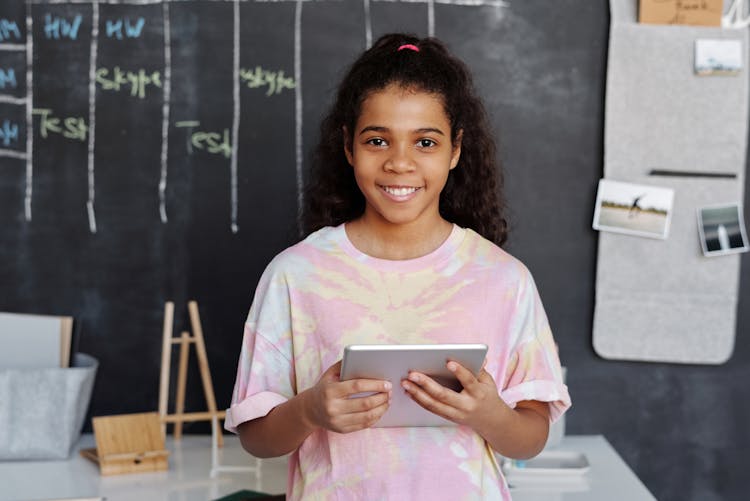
[380,185,421,196]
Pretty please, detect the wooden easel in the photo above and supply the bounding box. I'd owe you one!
[80,412,169,475]
[158,300,225,446]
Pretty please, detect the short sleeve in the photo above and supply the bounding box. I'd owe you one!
[499,268,571,423]
[224,261,296,433]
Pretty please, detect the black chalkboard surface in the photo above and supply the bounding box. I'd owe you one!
[0,2,747,500]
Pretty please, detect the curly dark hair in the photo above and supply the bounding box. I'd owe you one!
[302,33,508,247]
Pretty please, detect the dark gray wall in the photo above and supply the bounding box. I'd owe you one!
[0,2,746,500]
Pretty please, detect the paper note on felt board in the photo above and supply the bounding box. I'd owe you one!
[639,0,723,26]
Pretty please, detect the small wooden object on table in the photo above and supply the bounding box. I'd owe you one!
[80,412,169,475]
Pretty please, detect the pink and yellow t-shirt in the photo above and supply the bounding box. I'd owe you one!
[226,224,571,500]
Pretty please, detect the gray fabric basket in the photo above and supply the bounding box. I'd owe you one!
[0,353,98,460]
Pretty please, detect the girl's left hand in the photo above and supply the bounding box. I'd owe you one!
[401,361,507,431]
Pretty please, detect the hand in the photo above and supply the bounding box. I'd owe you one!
[302,360,392,433]
[401,360,507,431]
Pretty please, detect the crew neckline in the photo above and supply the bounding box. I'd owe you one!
[335,223,466,271]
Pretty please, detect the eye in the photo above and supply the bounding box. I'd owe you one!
[366,137,387,147]
[417,138,437,148]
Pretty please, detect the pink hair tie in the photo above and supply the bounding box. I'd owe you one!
[397,44,420,52]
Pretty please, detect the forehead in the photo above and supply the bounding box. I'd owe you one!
[357,84,450,128]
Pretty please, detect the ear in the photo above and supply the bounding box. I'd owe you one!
[449,129,463,170]
[343,126,354,166]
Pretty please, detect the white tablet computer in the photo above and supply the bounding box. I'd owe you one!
[340,343,488,427]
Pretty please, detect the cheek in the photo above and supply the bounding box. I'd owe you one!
[352,169,371,195]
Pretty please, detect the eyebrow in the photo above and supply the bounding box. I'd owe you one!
[358,125,446,136]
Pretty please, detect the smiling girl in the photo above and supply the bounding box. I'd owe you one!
[225,33,571,500]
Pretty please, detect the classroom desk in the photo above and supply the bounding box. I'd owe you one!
[0,434,655,501]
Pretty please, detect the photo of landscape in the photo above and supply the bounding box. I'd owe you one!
[593,179,674,239]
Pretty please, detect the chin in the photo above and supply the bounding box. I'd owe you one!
[381,214,422,227]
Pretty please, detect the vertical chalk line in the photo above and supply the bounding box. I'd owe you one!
[159,1,171,224]
[86,0,99,233]
[294,0,303,233]
[427,0,435,36]
[364,0,372,48]
[230,0,240,234]
[25,5,34,222]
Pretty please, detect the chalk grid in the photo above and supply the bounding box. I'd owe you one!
[0,0,508,232]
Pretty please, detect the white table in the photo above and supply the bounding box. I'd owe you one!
[0,435,655,501]
[509,436,656,501]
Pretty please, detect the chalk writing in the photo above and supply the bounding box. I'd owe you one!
[0,19,22,42]
[96,67,162,99]
[240,66,296,96]
[33,108,88,141]
[0,68,17,89]
[0,120,19,147]
[105,17,145,40]
[44,14,82,41]
[176,121,231,158]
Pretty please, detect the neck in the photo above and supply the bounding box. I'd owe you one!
[345,215,453,260]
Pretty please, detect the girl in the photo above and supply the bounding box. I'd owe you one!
[225,33,571,500]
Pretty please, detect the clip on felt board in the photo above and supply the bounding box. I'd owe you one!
[638,0,723,26]
[80,412,169,476]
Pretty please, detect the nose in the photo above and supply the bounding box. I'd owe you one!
[384,145,415,173]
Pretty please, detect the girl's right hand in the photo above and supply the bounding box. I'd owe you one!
[303,360,392,433]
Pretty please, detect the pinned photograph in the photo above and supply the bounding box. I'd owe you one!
[697,204,749,257]
[694,39,743,76]
[592,179,674,239]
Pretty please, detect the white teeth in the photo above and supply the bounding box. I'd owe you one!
[383,186,418,196]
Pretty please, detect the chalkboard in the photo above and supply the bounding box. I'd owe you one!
[0,2,747,500]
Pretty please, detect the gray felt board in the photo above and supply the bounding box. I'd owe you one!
[593,0,748,364]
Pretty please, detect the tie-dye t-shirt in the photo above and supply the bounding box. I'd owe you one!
[226,224,571,500]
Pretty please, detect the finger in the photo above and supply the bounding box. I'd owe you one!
[347,378,392,395]
[406,372,459,406]
[401,378,457,422]
[446,360,479,391]
[321,360,343,381]
[335,399,391,433]
[315,383,388,427]
[337,378,392,399]
[341,389,391,413]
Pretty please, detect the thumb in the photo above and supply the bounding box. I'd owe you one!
[321,360,343,382]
